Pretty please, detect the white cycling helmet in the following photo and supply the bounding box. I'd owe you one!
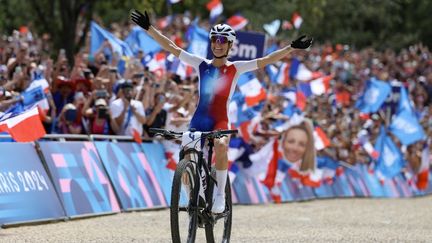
[209,24,236,42]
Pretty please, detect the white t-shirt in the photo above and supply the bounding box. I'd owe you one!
[110,99,145,136]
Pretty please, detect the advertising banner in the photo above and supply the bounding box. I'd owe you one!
[95,142,167,210]
[231,172,270,204]
[140,142,174,204]
[38,142,120,217]
[0,143,65,226]
[344,167,370,197]
[207,31,266,61]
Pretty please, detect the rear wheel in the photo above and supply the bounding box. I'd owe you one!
[205,175,232,243]
[171,159,199,243]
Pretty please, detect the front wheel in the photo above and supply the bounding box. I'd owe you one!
[171,159,199,243]
[205,175,232,243]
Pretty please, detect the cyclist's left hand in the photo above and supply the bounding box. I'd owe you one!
[290,35,313,49]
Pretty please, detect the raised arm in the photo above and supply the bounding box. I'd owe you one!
[257,35,313,69]
[130,10,182,57]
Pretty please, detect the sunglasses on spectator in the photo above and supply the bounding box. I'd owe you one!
[210,36,229,44]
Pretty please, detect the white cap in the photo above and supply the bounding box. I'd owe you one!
[95,98,107,107]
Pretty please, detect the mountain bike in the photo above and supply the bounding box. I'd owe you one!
[149,128,237,243]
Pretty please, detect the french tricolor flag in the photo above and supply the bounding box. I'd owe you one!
[227,14,248,31]
[145,52,167,78]
[314,126,331,150]
[290,58,313,81]
[300,169,323,188]
[416,142,430,190]
[310,76,332,96]
[291,12,303,29]
[238,73,267,107]
[0,106,46,142]
[274,62,290,85]
[206,0,223,23]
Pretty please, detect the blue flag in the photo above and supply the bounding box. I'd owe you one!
[90,21,133,58]
[389,86,425,145]
[355,78,391,113]
[125,26,161,55]
[21,86,45,106]
[374,126,405,178]
[390,110,425,145]
[186,23,209,58]
[397,86,414,114]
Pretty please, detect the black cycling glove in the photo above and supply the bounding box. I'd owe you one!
[130,9,151,31]
[291,35,313,49]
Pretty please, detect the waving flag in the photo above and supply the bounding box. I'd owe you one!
[274,62,290,85]
[273,101,304,132]
[389,87,425,145]
[300,169,323,188]
[263,19,281,37]
[310,76,332,95]
[389,110,425,146]
[314,126,331,150]
[290,58,312,81]
[125,26,161,55]
[291,12,303,29]
[90,21,133,58]
[297,82,312,98]
[0,106,46,142]
[317,156,341,182]
[355,78,391,113]
[296,90,307,111]
[356,129,379,159]
[186,22,209,58]
[397,86,414,113]
[416,141,430,190]
[206,0,223,23]
[25,78,51,113]
[144,52,167,78]
[238,73,267,106]
[374,126,405,178]
[227,14,248,31]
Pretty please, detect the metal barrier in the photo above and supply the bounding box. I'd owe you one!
[0,134,157,142]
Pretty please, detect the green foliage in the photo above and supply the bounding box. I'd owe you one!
[1,0,431,60]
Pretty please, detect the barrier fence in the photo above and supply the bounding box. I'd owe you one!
[0,134,431,227]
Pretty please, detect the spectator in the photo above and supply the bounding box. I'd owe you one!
[82,95,116,135]
[56,103,82,134]
[109,80,146,136]
[144,92,167,137]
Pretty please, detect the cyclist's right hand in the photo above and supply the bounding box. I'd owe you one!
[130,9,151,31]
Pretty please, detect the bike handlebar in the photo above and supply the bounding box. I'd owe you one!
[149,128,238,139]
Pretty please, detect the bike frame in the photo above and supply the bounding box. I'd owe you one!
[178,131,217,225]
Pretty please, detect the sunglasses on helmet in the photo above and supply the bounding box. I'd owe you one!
[210,36,229,44]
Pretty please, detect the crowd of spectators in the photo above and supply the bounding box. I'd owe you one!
[0,13,431,173]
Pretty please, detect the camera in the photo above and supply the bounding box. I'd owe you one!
[97,107,109,119]
[65,109,77,122]
[152,83,160,88]
[133,72,145,79]
[109,67,117,73]
[95,89,108,98]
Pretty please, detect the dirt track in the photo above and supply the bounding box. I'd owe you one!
[1,196,432,242]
